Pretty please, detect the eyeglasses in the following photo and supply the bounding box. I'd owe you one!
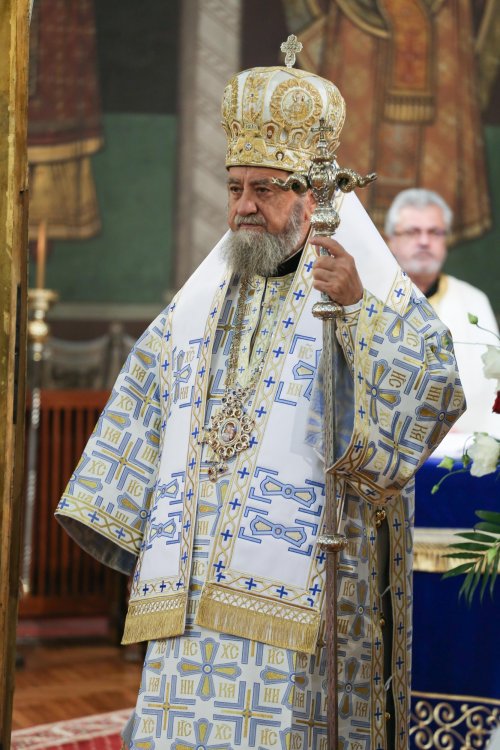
[393,227,448,239]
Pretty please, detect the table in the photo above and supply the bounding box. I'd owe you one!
[410,455,499,748]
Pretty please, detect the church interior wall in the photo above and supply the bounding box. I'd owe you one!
[446,126,500,319]
[27,0,180,339]
[32,113,177,307]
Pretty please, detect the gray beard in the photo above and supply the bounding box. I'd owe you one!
[402,258,442,276]
[224,202,306,278]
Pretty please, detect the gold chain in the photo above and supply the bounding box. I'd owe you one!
[205,276,279,481]
[225,276,276,394]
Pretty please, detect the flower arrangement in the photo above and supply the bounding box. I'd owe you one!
[432,314,500,603]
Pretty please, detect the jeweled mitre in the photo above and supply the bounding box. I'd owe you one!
[222,66,346,173]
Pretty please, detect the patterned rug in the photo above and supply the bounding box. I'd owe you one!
[11,709,131,750]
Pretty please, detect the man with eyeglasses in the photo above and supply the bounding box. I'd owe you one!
[386,188,499,438]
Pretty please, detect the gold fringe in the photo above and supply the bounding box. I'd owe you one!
[196,584,320,655]
[121,594,187,644]
[412,527,500,573]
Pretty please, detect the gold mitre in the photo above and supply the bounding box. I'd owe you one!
[222,42,345,174]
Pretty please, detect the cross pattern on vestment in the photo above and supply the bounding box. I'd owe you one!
[222,687,275,739]
[295,694,327,746]
[146,681,189,732]
[280,34,303,67]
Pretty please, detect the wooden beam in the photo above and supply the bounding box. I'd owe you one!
[0,0,29,747]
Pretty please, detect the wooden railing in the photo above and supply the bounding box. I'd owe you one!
[19,390,126,621]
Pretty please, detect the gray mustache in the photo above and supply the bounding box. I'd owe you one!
[235,215,266,227]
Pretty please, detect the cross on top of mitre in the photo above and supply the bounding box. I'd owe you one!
[280,34,303,68]
[312,118,334,142]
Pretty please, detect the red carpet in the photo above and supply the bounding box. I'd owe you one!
[11,708,131,750]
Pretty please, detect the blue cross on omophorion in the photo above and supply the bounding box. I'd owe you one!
[173,350,192,402]
[276,586,288,598]
[366,303,378,317]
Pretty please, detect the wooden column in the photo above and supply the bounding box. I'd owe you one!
[0,0,30,748]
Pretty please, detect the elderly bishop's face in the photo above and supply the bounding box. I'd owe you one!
[225,166,315,277]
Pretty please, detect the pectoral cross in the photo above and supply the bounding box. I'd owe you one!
[280,34,303,68]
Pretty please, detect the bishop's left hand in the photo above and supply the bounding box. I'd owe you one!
[310,236,363,307]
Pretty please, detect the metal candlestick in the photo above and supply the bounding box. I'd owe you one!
[22,286,58,593]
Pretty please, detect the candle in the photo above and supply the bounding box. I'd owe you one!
[35,220,47,289]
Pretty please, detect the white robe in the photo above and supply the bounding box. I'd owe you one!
[429,274,499,452]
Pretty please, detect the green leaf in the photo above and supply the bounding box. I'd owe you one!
[459,570,476,603]
[480,567,490,602]
[442,562,475,578]
[450,541,491,552]
[437,456,455,471]
[431,484,440,495]
[443,552,481,560]
[475,522,500,534]
[462,568,482,605]
[467,313,479,325]
[459,531,499,543]
[476,510,500,525]
[462,454,472,468]
[486,546,500,563]
[489,551,500,596]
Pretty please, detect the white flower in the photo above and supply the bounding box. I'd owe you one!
[481,345,500,387]
[468,433,500,477]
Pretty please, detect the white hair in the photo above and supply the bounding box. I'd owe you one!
[385,189,453,236]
